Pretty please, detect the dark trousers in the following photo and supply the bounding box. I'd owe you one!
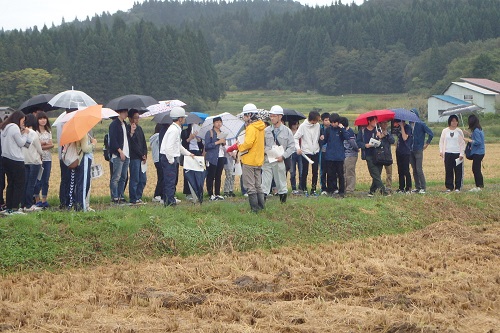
[326,160,345,194]
[67,156,91,211]
[299,153,319,192]
[396,153,412,191]
[320,152,327,192]
[471,154,484,188]
[289,152,303,191]
[206,157,226,196]
[0,157,5,206]
[59,159,70,208]
[4,158,25,210]
[24,164,41,208]
[444,152,463,190]
[154,161,164,198]
[366,155,385,194]
[160,154,178,206]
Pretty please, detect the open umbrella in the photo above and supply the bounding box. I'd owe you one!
[53,107,118,127]
[441,104,482,117]
[49,89,97,109]
[105,94,158,111]
[152,111,202,125]
[140,99,186,118]
[282,108,306,122]
[354,109,395,126]
[190,112,209,121]
[390,108,422,123]
[59,105,103,146]
[197,112,245,140]
[19,94,57,114]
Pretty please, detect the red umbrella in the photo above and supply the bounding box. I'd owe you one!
[354,109,395,126]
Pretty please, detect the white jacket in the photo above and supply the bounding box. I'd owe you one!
[160,123,190,164]
[294,119,320,155]
[23,129,43,165]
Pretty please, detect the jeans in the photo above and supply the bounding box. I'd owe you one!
[289,152,303,191]
[299,153,319,192]
[444,152,463,190]
[110,156,130,200]
[396,153,412,191]
[4,158,25,210]
[471,154,484,188]
[129,159,147,203]
[160,154,178,206]
[24,164,41,208]
[34,160,52,199]
[410,149,426,190]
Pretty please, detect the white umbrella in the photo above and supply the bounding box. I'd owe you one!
[48,89,97,109]
[197,112,245,140]
[52,107,118,127]
[140,99,186,118]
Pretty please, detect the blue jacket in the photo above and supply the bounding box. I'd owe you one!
[204,128,226,166]
[410,109,433,151]
[470,128,485,155]
[108,118,129,157]
[321,126,347,161]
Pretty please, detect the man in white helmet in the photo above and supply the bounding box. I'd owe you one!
[262,105,295,203]
[160,106,194,206]
[227,103,266,212]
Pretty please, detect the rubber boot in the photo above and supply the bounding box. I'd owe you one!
[279,193,287,203]
[257,193,266,210]
[248,193,259,213]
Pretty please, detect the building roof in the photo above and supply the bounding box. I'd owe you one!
[431,95,471,105]
[461,78,500,93]
[446,82,498,95]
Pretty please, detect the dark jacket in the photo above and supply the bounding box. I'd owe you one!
[396,124,412,155]
[127,124,147,160]
[204,129,225,166]
[108,118,129,157]
[321,126,347,161]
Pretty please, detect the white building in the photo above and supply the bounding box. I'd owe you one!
[427,95,471,123]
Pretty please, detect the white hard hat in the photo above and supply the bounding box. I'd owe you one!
[242,103,258,114]
[170,106,186,118]
[269,105,284,115]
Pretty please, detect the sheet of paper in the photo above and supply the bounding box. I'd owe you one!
[183,156,205,172]
[267,145,285,163]
[37,166,44,181]
[369,137,381,148]
[141,161,147,173]
[302,153,314,164]
[455,157,463,166]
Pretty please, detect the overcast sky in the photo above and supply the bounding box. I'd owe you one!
[1,0,364,31]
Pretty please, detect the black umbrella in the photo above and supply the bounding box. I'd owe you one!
[19,94,57,114]
[282,108,306,122]
[105,94,158,111]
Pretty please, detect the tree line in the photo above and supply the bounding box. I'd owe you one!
[1,0,500,109]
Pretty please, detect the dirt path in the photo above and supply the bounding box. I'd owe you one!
[1,220,499,332]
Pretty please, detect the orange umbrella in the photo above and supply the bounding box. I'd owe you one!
[60,104,102,146]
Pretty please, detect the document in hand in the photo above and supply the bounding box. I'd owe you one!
[267,145,285,163]
[184,156,206,171]
[369,137,381,148]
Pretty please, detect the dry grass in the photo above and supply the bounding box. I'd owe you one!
[51,144,500,200]
[0,220,499,332]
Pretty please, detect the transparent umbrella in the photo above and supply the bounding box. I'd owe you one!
[48,89,97,109]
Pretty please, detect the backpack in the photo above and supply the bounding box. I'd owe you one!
[62,142,82,169]
[103,133,110,161]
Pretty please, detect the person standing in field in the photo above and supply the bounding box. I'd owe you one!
[340,117,358,195]
[227,103,266,212]
[439,114,465,192]
[409,108,433,194]
[1,111,30,215]
[160,107,194,207]
[33,111,53,208]
[464,114,485,192]
[319,112,331,195]
[379,121,394,192]
[393,119,413,193]
[127,109,148,204]
[22,114,43,211]
[294,111,321,195]
[288,120,303,195]
[261,105,295,203]
[320,114,347,197]
[108,109,130,204]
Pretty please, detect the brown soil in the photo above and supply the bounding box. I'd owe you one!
[1,220,499,332]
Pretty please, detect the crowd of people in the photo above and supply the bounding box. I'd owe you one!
[0,105,486,215]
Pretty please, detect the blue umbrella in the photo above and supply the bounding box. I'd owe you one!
[391,108,421,123]
[191,112,209,121]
